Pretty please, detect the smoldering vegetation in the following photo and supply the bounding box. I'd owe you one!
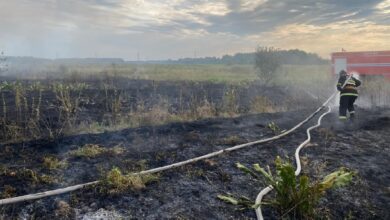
[0,62,337,143]
[0,61,389,219]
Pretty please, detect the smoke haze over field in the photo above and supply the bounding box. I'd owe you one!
[0,0,389,60]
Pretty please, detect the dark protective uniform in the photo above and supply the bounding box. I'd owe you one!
[336,71,361,120]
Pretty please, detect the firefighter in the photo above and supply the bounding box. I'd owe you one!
[337,70,361,120]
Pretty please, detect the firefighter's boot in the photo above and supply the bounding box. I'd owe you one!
[350,112,355,121]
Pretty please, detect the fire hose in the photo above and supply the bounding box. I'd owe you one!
[255,76,351,219]
[0,91,338,206]
[255,105,332,220]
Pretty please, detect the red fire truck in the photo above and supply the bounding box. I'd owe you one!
[331,50,390,79]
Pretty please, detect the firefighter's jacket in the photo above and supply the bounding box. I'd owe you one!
[337,75,361,97]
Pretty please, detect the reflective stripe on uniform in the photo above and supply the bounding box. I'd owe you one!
[339,116,347,120]
[350,111,355,114]
[340,93,358,97]
[347,79,355,83]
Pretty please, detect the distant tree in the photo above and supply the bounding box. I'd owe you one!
[254,46,281,85]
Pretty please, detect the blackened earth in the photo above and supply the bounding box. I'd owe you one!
[0,107,389,219]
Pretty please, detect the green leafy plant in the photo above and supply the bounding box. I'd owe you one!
[267,121,280,134]
[218,156,354,219]
[217,194,254,210]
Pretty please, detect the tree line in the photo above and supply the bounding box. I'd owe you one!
[170,49,327,65]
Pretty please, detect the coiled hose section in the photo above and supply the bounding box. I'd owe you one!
[255,105,332,220]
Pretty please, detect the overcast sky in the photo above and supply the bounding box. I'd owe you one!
[0,0,389,60]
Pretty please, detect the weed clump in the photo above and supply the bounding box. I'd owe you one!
[218,156,354,219]
[54,200,75,219]
[69,144,124,158]
[195,99,216,119]
[250,96,275,113]
[99,167,158,194]
[1,167,57,185]
[1,185,16,199]
[42,156,67,170]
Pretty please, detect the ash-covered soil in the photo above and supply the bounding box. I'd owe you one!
[0,107,389,219]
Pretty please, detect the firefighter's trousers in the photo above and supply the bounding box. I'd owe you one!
[339,95,357,120]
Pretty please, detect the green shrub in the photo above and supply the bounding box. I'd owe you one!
[218,156,354,219]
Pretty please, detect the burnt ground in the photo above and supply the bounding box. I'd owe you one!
[0,106,389,219]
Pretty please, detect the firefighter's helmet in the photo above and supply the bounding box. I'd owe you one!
[339,70,347,76]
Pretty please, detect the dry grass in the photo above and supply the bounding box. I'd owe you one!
[69,144,124,158]
[99,167,159,194]
[1,64,347,144]
[217,135,246,145]
[1,185,16,199]
[195,99,217,119]
[1,167,56,185]
[250,96,276,113]
[42,156,67,170]
[54,200,74,219]
[66,64,258,84]
[317,128,335,141]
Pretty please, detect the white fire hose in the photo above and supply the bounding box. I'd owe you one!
[255,105,332,220]
[255,76,352,219]
[255,80,348,219]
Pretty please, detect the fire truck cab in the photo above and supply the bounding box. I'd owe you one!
[331,50,390,79]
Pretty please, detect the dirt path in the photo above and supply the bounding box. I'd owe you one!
[1,107,389,219]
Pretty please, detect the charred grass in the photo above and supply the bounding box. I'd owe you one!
[0,64,389,219]
[0,64,339,144]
